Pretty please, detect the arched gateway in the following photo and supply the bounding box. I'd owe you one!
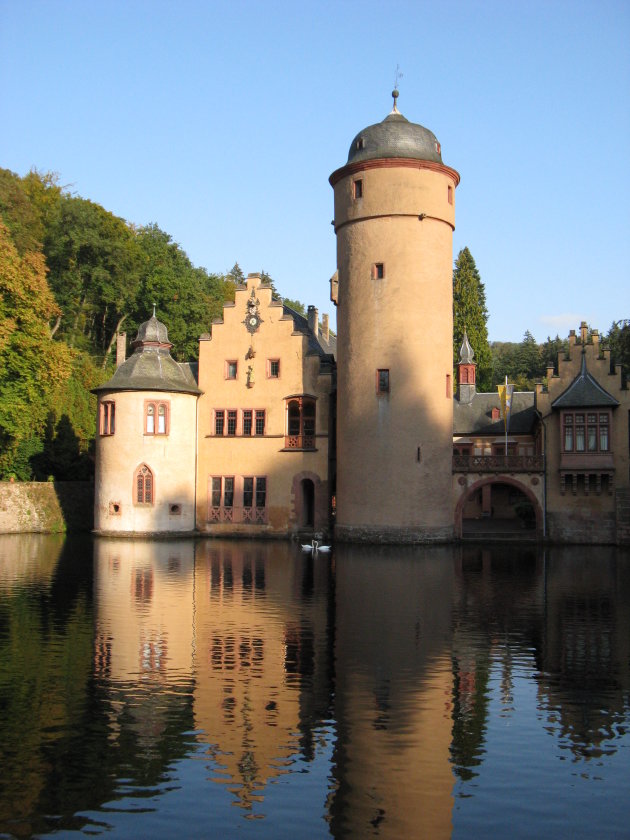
[454,476,543,539]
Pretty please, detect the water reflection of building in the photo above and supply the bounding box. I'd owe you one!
[93,538,196,750]
[450,546,544,779]
[538,548,630,758]
[192,540,333,812]
[329,545,456,839]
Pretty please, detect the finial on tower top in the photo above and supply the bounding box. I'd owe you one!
[392,64,403,112]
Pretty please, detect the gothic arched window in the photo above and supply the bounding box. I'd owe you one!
[135,464,154,504]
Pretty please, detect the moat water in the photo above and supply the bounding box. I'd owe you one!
[0,536,629,839]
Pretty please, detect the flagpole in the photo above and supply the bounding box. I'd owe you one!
[505,375,508,457]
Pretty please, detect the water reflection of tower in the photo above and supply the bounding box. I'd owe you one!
[329,546,456,838]
[192,541,333,812]
[93,539,196,749]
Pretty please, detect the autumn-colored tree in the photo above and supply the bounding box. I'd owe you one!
[0,222,72,477]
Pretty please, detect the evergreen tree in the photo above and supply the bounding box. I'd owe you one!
[606,319,630,385]
[453,247,492,390]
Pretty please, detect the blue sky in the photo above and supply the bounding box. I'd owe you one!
[1,0,628,343]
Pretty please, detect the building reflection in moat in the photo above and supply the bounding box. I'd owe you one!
[1,536,628,837]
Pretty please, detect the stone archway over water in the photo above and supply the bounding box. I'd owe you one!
[454,476,543,539]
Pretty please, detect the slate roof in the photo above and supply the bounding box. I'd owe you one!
[551,352,619,409]
[283,304,337,366]
[346,110,443,166]
[93,316,201,395]
[453,392,537,436]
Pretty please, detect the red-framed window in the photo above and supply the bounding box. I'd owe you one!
[100,400,115,435]
[562,411,610,452]
[213,409,265,436]
[135,464,154,505]
[209,475,267,524]
[145,401,169,435]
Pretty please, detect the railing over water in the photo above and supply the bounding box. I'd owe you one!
[452,454,544,473]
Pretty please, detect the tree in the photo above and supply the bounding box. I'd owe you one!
[453,248,492,390]
[606,319,630,385]
[134,225,234,361]
[0,222,71,477]
[540,334,568,376]
[44,196,144,359]
[282,297,306,316]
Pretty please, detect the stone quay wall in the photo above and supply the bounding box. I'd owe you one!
[0,482,94,534]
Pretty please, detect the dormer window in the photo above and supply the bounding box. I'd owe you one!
[356,137,365,151]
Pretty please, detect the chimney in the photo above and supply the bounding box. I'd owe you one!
[322,313,330,342]
[580,321,588,344]
[116,332,127,367]
[307,305,318,335]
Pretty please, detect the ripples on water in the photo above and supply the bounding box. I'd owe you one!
[0,535,628,839]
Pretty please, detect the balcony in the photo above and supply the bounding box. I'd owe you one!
[284,434,316,450]
[452,453,544,473]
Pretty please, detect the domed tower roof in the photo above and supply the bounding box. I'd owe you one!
[132,313,171,348]
[93,311,201,395]
[347,91,443,165]
[330,90,458,188]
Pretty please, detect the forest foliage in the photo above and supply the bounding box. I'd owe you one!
[0,168,240,479]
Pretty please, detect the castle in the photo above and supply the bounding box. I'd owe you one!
[93,95,630,545]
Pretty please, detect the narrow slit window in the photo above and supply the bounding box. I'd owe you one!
[353,179,363,199]
[373,263,385,280]
[377,369,390,394]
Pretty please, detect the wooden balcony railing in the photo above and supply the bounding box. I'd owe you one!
[452,454,544,473]
[284,434,316,450]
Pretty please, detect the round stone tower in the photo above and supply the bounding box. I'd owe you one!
[93,313,201,534]
[329,92,459,542]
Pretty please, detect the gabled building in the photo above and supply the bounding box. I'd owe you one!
[537,323,629,543]
[195,274,335,537]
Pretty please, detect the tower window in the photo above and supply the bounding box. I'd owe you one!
[145,401,169,435]
[100,401,115,435]
[448,185,453,205]
[377,369,390,394]
[446,374,451,398]
[373,263,385,280]
[135,464,154,505]
[356,137,365,151]
[353,179,363,199]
